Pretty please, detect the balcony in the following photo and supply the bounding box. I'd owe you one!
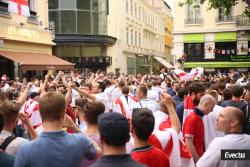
[185,18,203,25]
[0,2,10,17]
[237,16,250,27]
[215,16,236,23]
[27,11,39,24]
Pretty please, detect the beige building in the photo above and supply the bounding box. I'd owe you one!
[107,0,168,74]
[0,0,73,79]
[173,1,250,72]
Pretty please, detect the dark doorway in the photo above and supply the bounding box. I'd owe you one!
[0,56,14,79]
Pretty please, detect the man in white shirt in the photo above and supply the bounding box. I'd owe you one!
[197,106,250,167]
[74,81,109,112]
[131,85,160,113]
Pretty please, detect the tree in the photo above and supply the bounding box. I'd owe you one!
[179,0,250,17]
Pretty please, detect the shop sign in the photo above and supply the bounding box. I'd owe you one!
[7,26,40,39]
[230,55,250,62]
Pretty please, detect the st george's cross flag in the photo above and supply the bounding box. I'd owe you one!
[8,0,30,17]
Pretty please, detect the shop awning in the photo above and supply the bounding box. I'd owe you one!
[154,56,174,69]
[215,32,237,42]
[183,33,205,43]
[184,62,250,68]
[0,51,74,70]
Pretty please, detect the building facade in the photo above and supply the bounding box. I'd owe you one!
[48,0,116,73]
[107,0,167,74]
[173,1,250,72]
[0,0,67,79]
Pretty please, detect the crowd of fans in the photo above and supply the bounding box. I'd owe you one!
[0,69,250,167]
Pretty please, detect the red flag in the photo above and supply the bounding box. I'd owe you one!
[8,0,30,17]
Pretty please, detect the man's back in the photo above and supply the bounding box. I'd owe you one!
[14,131,96,167]
[131,145,170,167]
[197,134,250,167]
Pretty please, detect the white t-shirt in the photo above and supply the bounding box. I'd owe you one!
[130,99,160,113]
[197,134,250,167]
[94,92,109,112]
[147,89,159,102]
[203,105,225,150]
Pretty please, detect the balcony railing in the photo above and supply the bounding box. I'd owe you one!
[185,18,203,25]
[27,11,39,24]
[215,16,236,23]
[237,16,250,27]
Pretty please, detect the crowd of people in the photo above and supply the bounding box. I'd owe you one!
[0,69,250,167]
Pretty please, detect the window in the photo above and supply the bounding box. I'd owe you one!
[218,7,233,22]
[126,0,128,14]
[126,28,129,45]
[131,29,133,45]
[77,0,90,10]
[77,11,90,34]
[127,57,136,74]
[92,0,99,11]
[135,3,137,18]
[49,0,58,9]
[135,31,137,46]
[215,42,236,61]
[184,43,205,61]
[49,11,59,33]
[186,1,201,24]
[139,33,141,47]
[61,11,76,33]
[60,0,76,9]
[130,0,133,16]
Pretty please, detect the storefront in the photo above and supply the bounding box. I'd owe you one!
[0,22,74,79]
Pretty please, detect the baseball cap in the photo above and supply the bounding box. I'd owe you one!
[98,112,130,146]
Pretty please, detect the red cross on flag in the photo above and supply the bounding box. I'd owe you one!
[8,0,30,17]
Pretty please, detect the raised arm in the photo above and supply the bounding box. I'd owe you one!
[162,93,181,133]
[17,82,32,105]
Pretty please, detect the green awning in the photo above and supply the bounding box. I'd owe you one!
[184,62,250,68]
[183,33,205,43]
[215,32,237,42]
[248,32,250,40]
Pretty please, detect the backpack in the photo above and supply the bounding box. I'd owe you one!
[0,136,16,151]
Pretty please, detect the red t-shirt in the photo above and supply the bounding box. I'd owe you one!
[131,145,170,167]
[183,111,204,157]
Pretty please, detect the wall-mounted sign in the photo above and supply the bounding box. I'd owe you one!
[7,26,40,39]
[231,55,250,62]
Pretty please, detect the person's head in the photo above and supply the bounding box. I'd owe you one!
[121,86,130,95]
[28,92,40,101]
[92,81,106,94]
[231,85,244,98]
[216,106,245,134]
[98,112,130,147]
[189,83,206,106]
[57,84,67,94]
[0,100,20,129]
[222,88,232,101]
[118,80,125,89]
[80,101,105,125]
[197,94,216,115]
[39,92,66,122]
[146,83,152,90]
[135,85,147,100]
[177,87,189,100]
[131,108,154,141]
